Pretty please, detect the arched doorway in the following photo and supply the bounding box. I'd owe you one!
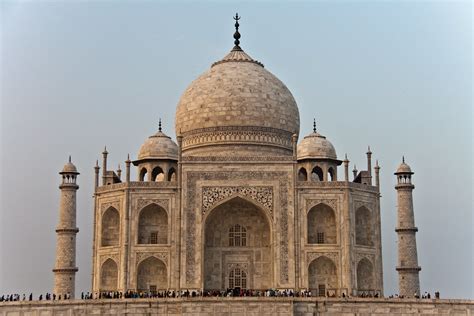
[100,258,118,292]
[136,257,167,292]
[357,258,374,294]
[204,197,271,290]
[137,204,168,244]
[308,256,338,297]
[307,203,336,244]
[355,206,373,246]
[101,207,120,247]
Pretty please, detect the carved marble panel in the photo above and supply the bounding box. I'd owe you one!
[306,199,338,212]
[135,252,169,266]
[202,186,273,215]
[136,198,169,212]
[307,252,339,266]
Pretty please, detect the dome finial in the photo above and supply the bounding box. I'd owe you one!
[313,118,317,133]
[233,13,242,51]
[68,155,72,163]
[402,155,405,163]
[159,118,162,132]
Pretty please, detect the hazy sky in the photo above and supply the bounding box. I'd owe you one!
[0,1,472,299]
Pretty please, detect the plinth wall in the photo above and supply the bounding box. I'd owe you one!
[0,297,473,316]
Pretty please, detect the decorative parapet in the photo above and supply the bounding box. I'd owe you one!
[95,181,177,193]
[297,181,379,192]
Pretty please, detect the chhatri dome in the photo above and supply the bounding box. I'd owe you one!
[297,120,338,160]
[175,14,300,157]
[136,119,178,161]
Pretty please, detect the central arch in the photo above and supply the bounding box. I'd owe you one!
[203,196,272,290]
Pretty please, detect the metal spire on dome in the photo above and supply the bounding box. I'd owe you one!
[402,156,405,163]
[233,13,242,51]
[159,118,162,132]
[313,118,317,133]
[68,155,72,163]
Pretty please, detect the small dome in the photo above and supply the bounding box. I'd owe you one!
[297,131,337,160]
[137,130,178,161]
[60,157,79,174]
[395,158,413,174]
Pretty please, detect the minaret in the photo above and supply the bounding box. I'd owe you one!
[53,156,79,298]
[394,157,421,297]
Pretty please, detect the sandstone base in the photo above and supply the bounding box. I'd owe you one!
[0,297,473,316]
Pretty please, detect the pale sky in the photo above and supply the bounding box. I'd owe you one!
[0,1,472,299]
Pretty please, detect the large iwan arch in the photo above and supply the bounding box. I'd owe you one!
[203,196,272,290]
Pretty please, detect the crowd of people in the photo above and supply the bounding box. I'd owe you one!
[0,289,440,302]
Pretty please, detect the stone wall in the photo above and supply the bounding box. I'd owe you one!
[0,298,472,316]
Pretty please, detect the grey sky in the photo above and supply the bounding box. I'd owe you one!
[0,1,472,299]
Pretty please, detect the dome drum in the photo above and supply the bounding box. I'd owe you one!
[180,126,295,156]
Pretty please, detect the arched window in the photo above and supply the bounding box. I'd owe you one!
[229,224,247,247]
[357,258,374,293]
[308,256,338,296]
[100,259,118,292]
[139,168,147,182]
[138,204,168,244]
[101,207,120,247]
[328,167,335,181]
[311,166,323,181]
[168,168,176,181]
[307,203,336,244]
[229,267,247,289]
[355,206,373,246]
[298,168,308,181]
[137,257,167,292]
[152,167,164,182]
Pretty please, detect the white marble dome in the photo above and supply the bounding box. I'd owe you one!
[297,131,337,160]
[137,130,178,160]
[175,48,300,156]
[395,159,413,174]
[60,157,79,174]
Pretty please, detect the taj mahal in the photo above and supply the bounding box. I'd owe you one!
[51,15,422,301]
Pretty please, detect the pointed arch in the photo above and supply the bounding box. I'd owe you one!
[152,166,164,182]
[311,166,323,181]
[136,256,167,291]
[168,167,176,181]
[101,207,120,247]
[308,256,338,296]
[328,167,335,181]
[355,206,373,246]
[138,203,168,244]
[139,168,148,181]
[100,258,118,292]
[298,167,308,181]
[357,258,374,293]
[307,203,336,244]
